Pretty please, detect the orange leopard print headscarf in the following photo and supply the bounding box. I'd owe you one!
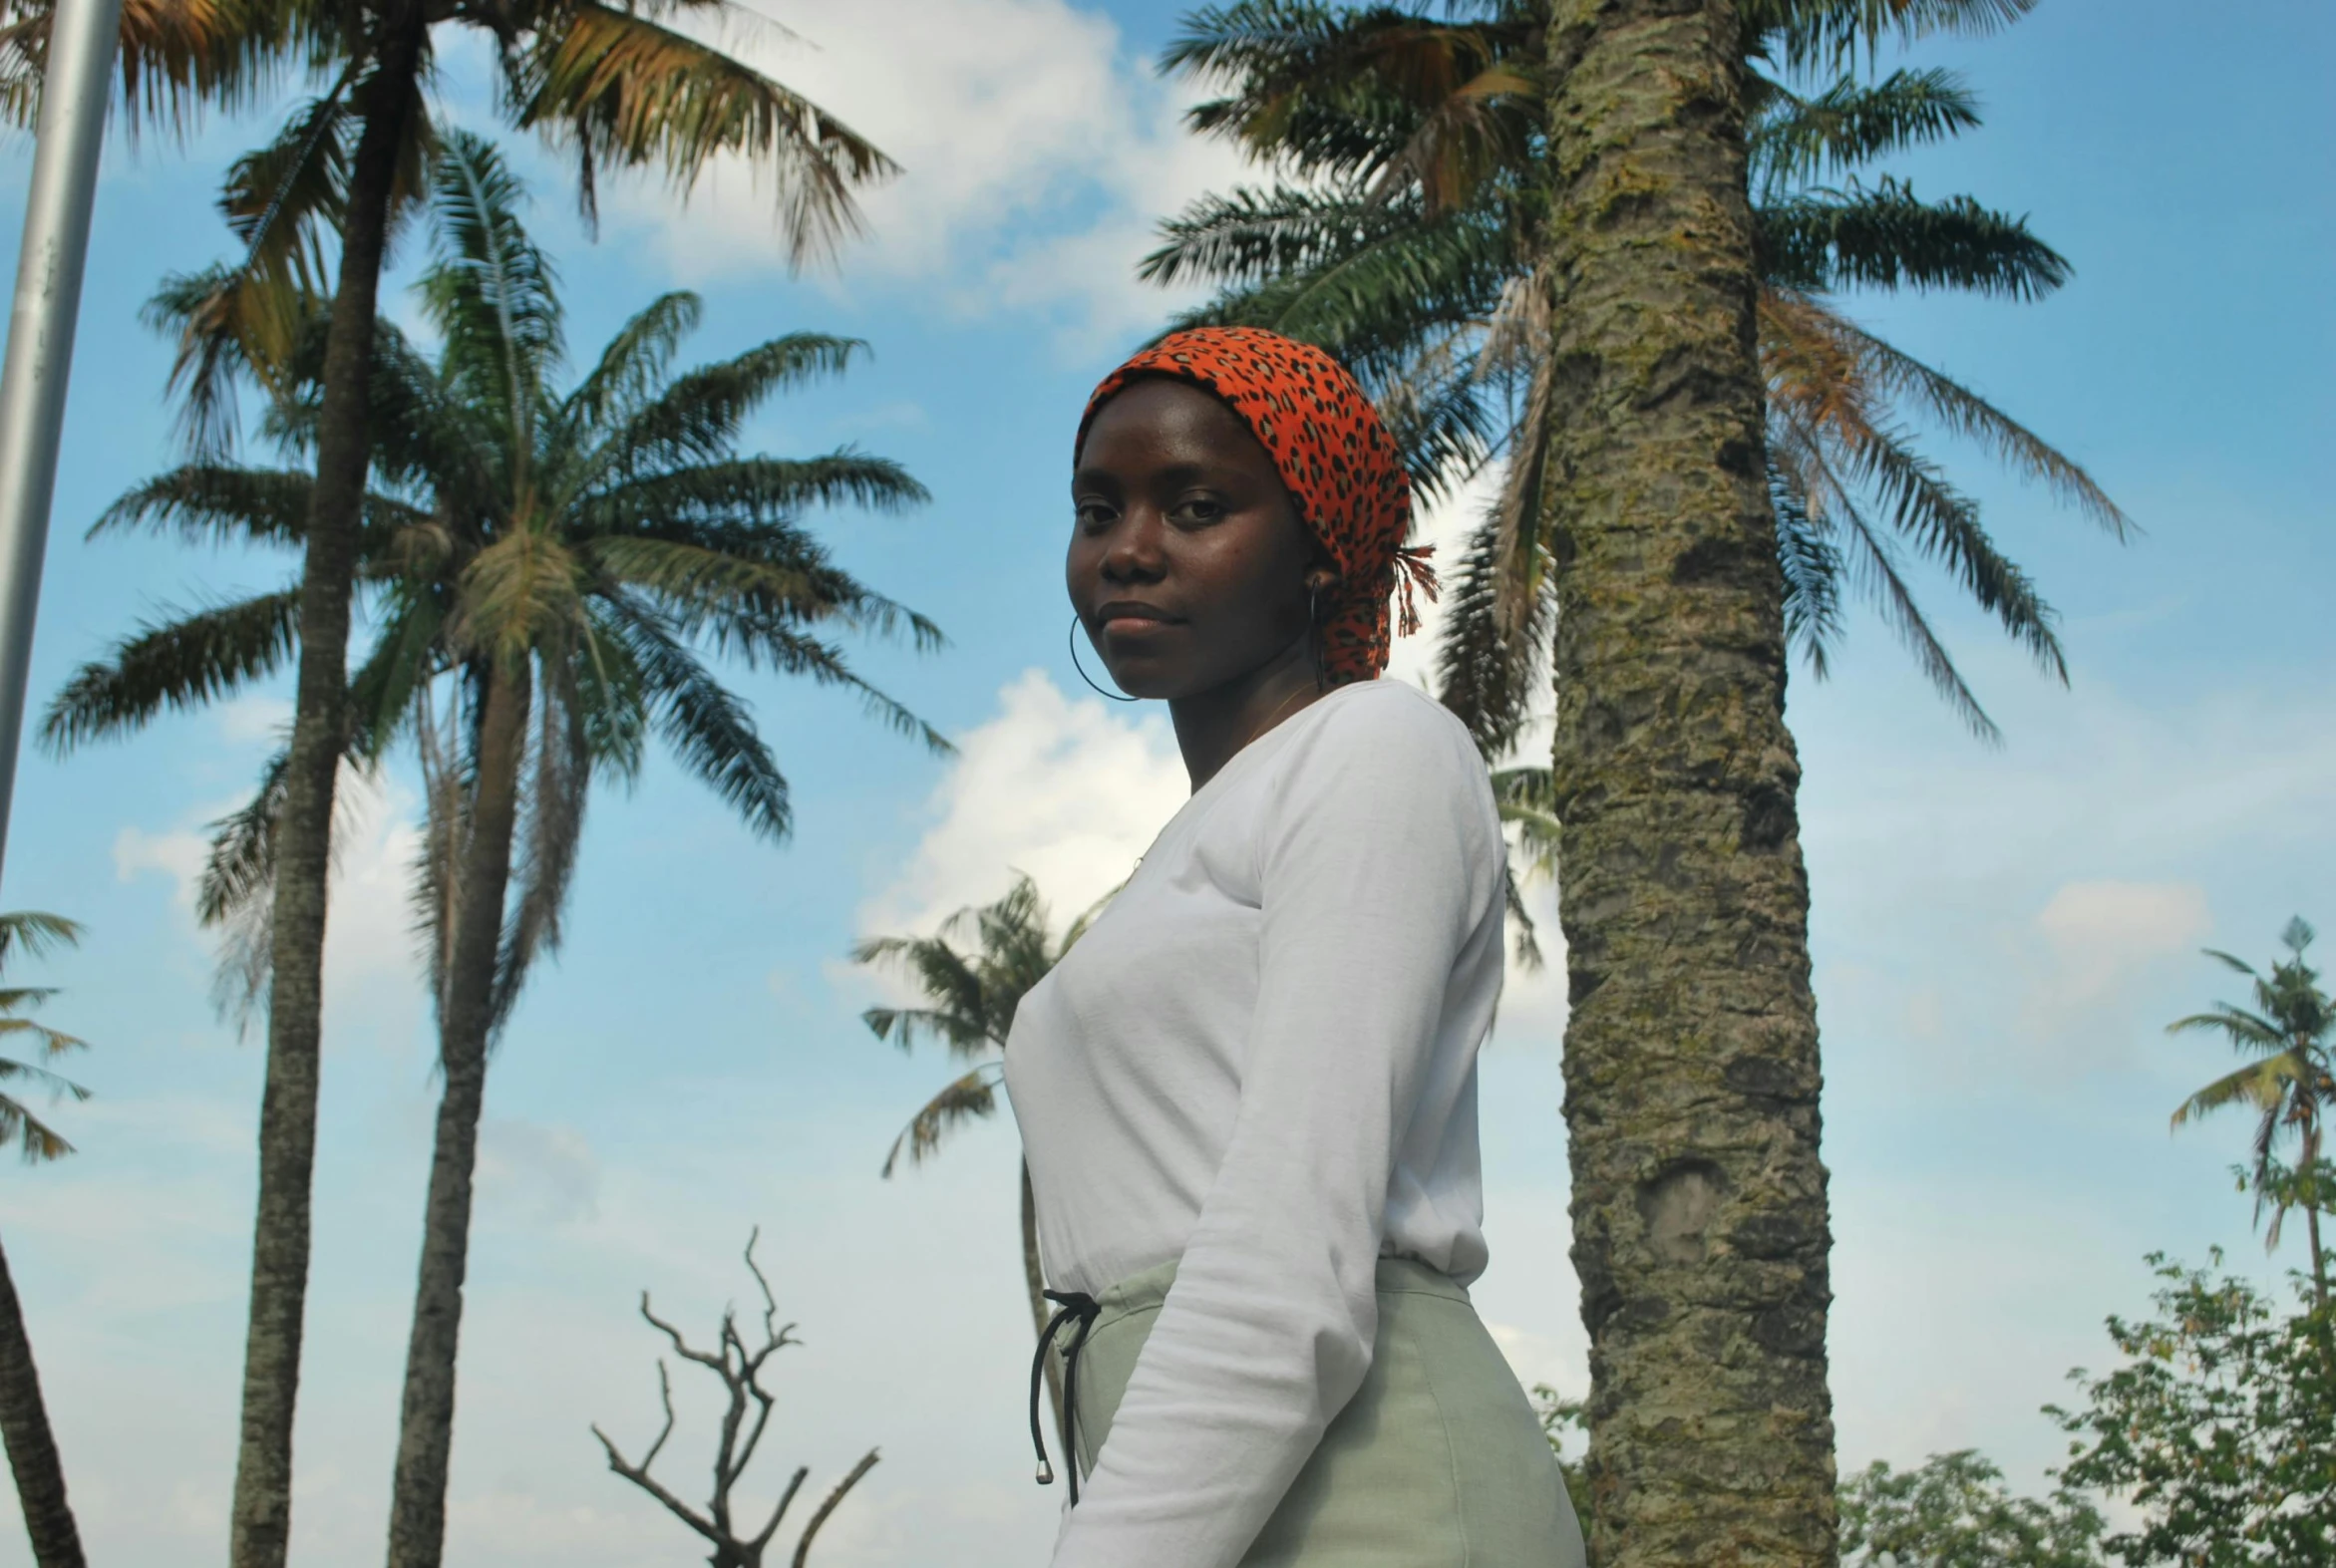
[1076,327,1435,688]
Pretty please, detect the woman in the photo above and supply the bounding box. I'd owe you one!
[1005,327,1586,1568]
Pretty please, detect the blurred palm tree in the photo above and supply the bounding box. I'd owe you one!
[2170,917,2336,1315]
[0,911,91,1568]
[43,131,943,1566]
[1149,0,2130,752]
[26,0,897,1555]
[851,874,1107,1436]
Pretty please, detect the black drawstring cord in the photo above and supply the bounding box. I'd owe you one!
[1030,1289,1101,1504]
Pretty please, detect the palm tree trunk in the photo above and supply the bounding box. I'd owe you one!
[2307,1198,2330,1328]
[385,658,530,1568]
[0,1230,83,1568]
[2305,1199,2336,1390]
[1541,4,1835,1566]
[227,10,428,1568]
[1020,1158,1065,1448]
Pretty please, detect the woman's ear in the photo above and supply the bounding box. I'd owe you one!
[1302,564,1341,602]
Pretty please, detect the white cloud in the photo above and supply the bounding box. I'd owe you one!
[612,0,1249,351]
[2035,879,2212,1007]
[859,668,1186,940]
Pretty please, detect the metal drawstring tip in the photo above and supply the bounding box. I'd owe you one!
[1035,1460,1055,1485]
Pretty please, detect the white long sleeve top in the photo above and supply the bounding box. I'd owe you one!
[1002,678,1506,1568]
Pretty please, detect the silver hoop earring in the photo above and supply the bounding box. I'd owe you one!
[1069,615,1138,703]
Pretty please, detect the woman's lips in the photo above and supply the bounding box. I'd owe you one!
[1096,604,1177,636]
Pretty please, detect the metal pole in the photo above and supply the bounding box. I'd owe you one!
[0,0,124,886]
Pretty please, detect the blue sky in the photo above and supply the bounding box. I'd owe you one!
[0,0,2331,1562]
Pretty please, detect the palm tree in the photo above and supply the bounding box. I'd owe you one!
[69,6,897,1561]
[1151,0,2128,752]
[2169,918,2336,1317]
[0,911,92,1568]
[42,132,943,1568]
[850,874,1106,1440]
[1156,5,2118,1561]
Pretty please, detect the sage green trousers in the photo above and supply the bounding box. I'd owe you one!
[1059,1256,1587,1567]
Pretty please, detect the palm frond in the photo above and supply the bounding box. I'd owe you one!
[578,455,931,531]
[89,464,315,549]
[879,1064,1003,1176]
[604,598,791,841]
[493,660,591,1032]
[41,587,302,754]
[1777,419,2001,740]
[2169,1005,2288,1054]
[1751,67,1979,193]
[1825,311,2132,539]
[593,333,868,482]
[2170,1051,2303,1129]
[1769,458,1844,678]
[504,0,894,265]
[0,0,323,141]
[1759,177,2071,300]
[0,913,84,970]
[561,290,703,437]
[1434,504,1549,755]
[422,129,564,451]
[691,612,950,756]
[142,263,322,456]
[0,1087,84,1163]
[1750,0,2040,72]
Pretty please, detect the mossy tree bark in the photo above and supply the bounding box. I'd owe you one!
[226,9,429,1565]
[384,657,530,1568]
[1541,3,1835,1565]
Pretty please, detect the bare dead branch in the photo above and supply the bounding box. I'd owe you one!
[750,1465,812,1554]
[593,1230,877,1568]
[591,1362,723,1551]
[640,1289,730,1377]
[792,1449,880,1568]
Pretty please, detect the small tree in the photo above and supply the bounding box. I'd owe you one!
[2169,917,2336,1314]
[0,912,93,1568]
[1529,1384,1590,1527]
[2050,1252,2336,1567]
[592,1230,877,1568]
[1837,1451,2105,1568]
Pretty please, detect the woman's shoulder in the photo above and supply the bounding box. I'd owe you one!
[1298,679,1482,762]
[1270,680,1494,802]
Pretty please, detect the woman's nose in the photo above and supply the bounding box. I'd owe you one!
[1100,507,1168,582]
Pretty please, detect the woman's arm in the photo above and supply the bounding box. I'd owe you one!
[1052,687,1503,1568]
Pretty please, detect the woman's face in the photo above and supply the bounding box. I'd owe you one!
[1068,378,1326,702]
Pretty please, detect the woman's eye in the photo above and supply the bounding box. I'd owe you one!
[1074,500,1116,529]
[1172,496,1225,525]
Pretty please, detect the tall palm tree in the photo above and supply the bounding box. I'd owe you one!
[83,6,897,1561]
[0,911,92,1568]
[2169,918,2336,1317]
[1157,5,2114,1562]
[850,874,1106,1439]
[1537,7,1830,1558]
[42,132,944,1568]
[1151,0,2127,752]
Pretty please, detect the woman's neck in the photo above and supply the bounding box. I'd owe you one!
[1168,638,1326,792]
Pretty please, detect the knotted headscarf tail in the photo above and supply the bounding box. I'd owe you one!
[1077,326,1436,688]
